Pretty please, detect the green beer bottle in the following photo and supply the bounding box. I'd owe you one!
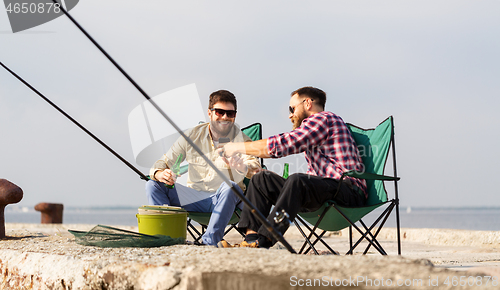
[166,153,183,189]
[283,163,289,179]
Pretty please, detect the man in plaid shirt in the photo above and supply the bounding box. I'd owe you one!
[219,86,367,249]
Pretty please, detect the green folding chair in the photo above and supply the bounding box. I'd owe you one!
[293,116,401,255]
[186,123,265,244]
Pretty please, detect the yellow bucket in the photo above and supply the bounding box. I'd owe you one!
[136,212,188,239]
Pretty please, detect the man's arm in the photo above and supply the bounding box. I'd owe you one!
[150,132,188,182]
[223,139,270,158]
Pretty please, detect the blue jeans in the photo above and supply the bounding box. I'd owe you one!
[145,180,243,246]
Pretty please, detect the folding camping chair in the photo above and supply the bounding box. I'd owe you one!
[293,116,401,255]
[186,123,265,244]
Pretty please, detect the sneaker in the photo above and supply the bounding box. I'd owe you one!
[186,240,215,247]
[217,240,259,248]
[238,240,259,248]
[217,240,234,248]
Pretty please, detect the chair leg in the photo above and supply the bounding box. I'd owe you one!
[187,209,246,245]
[187,226,197,241]
[296,215,324,254]
[359,220,387,255]
[187,219,205,245]
[224,224,236,236]
[391,120,402,255]
[233,226,246,238]
[296,206,332,253]
[346,203,393,254]
[187,219,199,238]
[395,199,402,255]
[302,230,336,255]
[347,203,395,255]
[346,223,385,255]
[293,220,320,255]
[189,225,207,245]
[295,215,339,255]
[333,205,387,255]
[359,203,395,254]
[234,210,241,219]
[349,226,353,255]
[347,220,387,255]
[224,223,246,238]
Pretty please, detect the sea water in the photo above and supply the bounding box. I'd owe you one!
[5,207,139,226]
[4,206,500,231]
[363,207,500,231]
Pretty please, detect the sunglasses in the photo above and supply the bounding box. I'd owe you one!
[210,108,237,118]
[289,99,309,115]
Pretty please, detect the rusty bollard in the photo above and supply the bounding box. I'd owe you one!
[34,203,64,224]
[0,179,24,239]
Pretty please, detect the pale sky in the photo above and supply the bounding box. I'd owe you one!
[1,0,499,208]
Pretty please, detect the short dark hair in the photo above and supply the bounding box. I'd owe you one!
[291,86,326,110]
[209,90,237,110]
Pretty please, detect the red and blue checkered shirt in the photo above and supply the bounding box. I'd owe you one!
[267,111,367,197]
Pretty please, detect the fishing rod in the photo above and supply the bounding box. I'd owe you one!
[49,1,296,253]
[0,61,148,181]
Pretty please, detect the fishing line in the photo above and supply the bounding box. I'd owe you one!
[50,1,296,253]
[0,61,149,181]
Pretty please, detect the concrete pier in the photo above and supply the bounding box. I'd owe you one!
[1,223,499,289]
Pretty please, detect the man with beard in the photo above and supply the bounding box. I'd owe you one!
[145,90,261,246]
[217,86,367,248]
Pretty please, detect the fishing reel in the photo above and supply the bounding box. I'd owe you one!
[274,209,290,224]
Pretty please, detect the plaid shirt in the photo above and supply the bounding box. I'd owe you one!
[267,111,367,197]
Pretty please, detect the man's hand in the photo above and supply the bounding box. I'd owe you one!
[154,169,177,185]
[217,140,271,159]
[217,142,243,158]
[224,154,247,174]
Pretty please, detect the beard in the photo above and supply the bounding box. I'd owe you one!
[210,120,234,137]
[291,111,307,130]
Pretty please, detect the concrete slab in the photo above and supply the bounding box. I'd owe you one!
[1,223,499,289]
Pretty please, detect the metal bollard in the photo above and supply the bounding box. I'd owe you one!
[0,179,23,239]
[34,202,64,224]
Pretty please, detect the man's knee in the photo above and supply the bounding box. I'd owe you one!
[145,180,167,197]
[145,179,159,192]
[145,180,154,192]
[285,173,301,182]
[249,170,279,186]
[284,173,307,186]
[254,170,268,178]
[219,181,241,198]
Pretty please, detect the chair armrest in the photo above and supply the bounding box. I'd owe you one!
[344,170,400,181]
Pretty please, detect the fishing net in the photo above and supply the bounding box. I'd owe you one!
[69,225,185,248]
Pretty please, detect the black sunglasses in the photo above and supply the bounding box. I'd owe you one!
[211,108,237,118]
[289,99,309,114]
